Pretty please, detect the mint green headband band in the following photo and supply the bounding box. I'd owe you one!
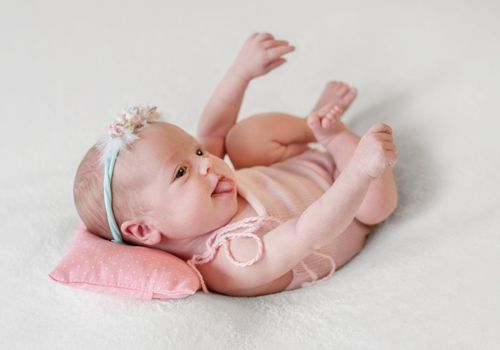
[103,150,125,244]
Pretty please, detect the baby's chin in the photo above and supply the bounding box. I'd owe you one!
[213,188,238,218]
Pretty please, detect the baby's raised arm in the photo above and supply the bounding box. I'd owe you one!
[197,32,295,158]
[197,123,397,295]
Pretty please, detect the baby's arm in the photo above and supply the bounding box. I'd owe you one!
[197,124,397,296]
[196,65,250,159]
[197,33,295,158]
[198,161,373,296]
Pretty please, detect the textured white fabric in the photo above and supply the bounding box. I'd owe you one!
[1,0,500,349]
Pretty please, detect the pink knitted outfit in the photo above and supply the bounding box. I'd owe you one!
[187,147,338,293]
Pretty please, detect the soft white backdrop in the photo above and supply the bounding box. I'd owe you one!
[1,0,499,349]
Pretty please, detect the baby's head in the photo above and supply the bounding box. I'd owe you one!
[74,108,238,253]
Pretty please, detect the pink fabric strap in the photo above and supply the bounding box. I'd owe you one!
[187,216,282,293]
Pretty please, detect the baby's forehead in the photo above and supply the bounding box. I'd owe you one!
[137,122,197,160]
[141,122,196,145]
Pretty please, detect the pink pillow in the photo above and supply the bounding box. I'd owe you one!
[49,223,201,300]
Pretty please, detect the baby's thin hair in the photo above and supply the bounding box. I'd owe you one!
[73,145,146,242]
[74,146,113,240]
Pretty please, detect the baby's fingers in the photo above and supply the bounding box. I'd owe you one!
[262,39,289,49]
[384,141,398,166]
[376,133,394,143]
[264,58,287,73]
[267,44,295,61]
[321,116,332,129]
[318,103,335,116]
[368,122,392,135]
[307,112,321,129]
[255,32,274,41]
[383,141,397,152]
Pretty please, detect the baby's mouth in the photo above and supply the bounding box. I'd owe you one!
[211,176,235,196]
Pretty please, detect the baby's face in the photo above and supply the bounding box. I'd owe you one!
[131,122,238,240]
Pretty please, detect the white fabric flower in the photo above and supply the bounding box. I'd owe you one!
[97,105,160,164]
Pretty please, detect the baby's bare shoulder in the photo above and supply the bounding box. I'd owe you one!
[196,218,312,296]
[195,233,268,295]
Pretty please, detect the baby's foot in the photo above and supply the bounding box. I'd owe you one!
[307,81,357,148]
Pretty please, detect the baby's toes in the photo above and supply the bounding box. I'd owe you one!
[341,87,357,104]
[335,83,349,97]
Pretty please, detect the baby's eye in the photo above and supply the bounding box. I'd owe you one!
[175,166,187,179]
[174,149,203,180]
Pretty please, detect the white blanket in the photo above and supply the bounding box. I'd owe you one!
[1,0,499,348]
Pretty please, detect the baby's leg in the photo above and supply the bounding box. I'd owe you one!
[226,81,357,168]
[323,128,397,226]
[225,113,316,168]
[306,83,398,226]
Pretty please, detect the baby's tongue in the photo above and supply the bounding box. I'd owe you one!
[213,179,233,194]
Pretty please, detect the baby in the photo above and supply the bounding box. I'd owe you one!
[74,32,398,297]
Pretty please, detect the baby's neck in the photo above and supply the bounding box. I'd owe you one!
[156,235,209,261]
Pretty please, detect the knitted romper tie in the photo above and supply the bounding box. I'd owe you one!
[187,215,336,293]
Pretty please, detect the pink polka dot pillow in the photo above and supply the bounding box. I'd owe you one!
[49,223,201,300]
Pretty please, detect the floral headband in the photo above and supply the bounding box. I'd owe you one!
[96,105,161,244]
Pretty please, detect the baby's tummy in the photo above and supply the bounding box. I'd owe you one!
[272,148,335,188]
[235,149,335,221]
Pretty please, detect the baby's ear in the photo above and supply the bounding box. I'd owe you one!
[120,219,162,246]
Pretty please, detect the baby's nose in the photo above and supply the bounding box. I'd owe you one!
[198,156,212,175]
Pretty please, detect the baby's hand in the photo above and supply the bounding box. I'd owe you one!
[231,32,295,81]
[349,123,398,179]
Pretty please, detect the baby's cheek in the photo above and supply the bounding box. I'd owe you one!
[189,192,213,217]
[190,216,207,228]
[190,202,220,233]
